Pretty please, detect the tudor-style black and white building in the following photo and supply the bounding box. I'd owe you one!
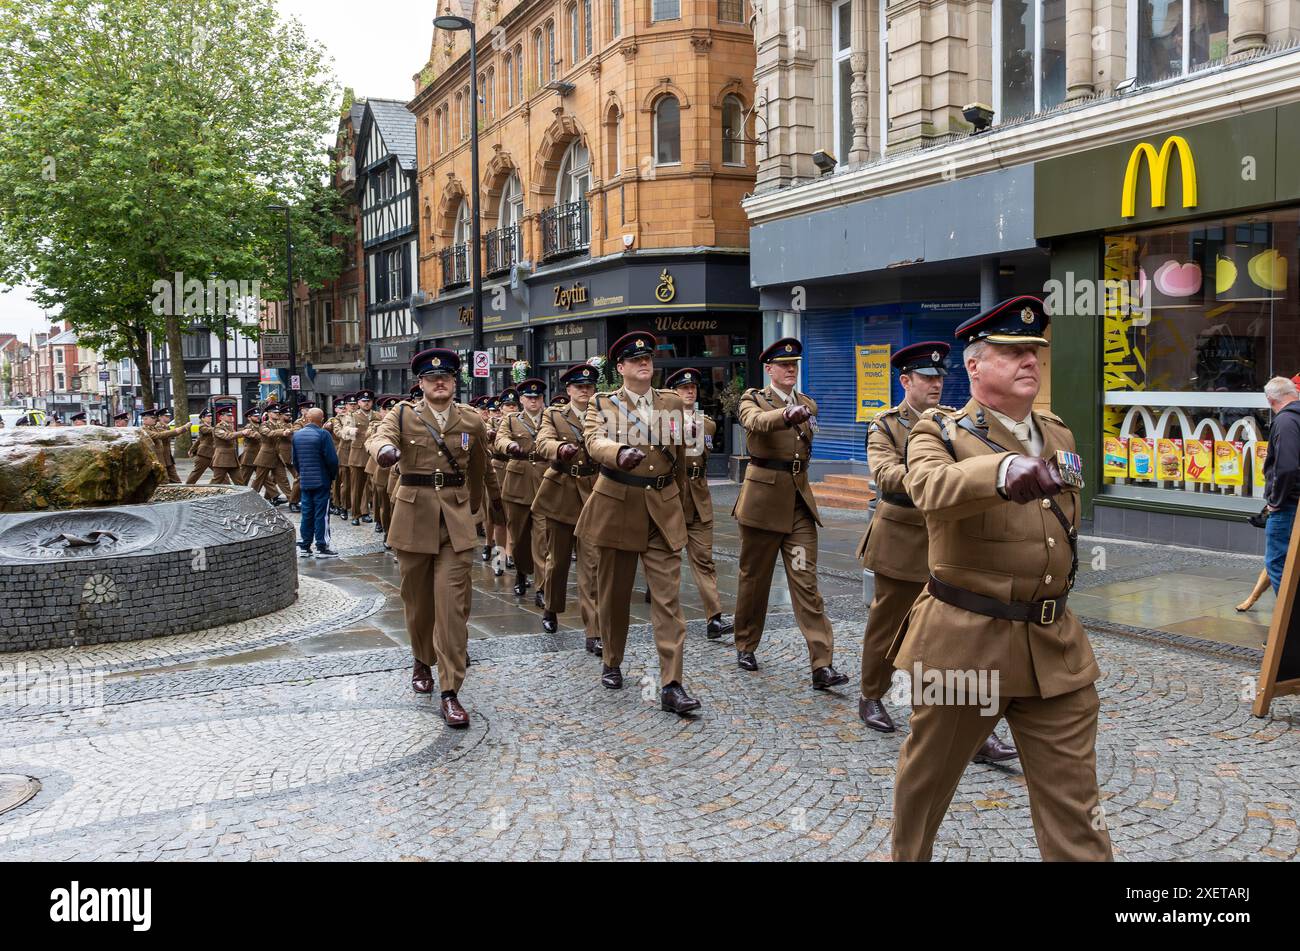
[356,98,420,394]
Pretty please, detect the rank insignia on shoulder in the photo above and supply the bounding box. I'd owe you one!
[868,423,879,434]
[462,432,470,450]
[1052,449,1085,488]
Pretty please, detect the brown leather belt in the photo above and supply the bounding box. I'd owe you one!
[880,491,914,508]
[927,575,1066,625]
[400,472,466,488]
[687,465,707,480]
[749,456,805,474]
[551,461,598,477]
[600,466,674,490]
[491,452,509,462]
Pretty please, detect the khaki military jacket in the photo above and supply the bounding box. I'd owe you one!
[254,423,285,468]
[211,422,240,468]
[149,421,186,468]
[893,398,1097,699]
[191,423,214,460]
[494,411,547,507]
[348,409,374,467]
[532,401,597,525]
[239,424,261,464]
[681,410,716,525]
[574,387,689,553]
[856,401,943,584]
[733,386,821,531]
[365,399,500,555]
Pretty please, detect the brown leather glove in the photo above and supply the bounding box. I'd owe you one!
[557,443,580,463]
[376,445,401,469]
[617,446,646,470]
[783,404,811,426]
[506,441,526,459]
[1002,455,1063,504]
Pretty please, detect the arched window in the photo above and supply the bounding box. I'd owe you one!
[423,204,432,241]
[583,0,593,55]
[654,94,681,165]
[610,0,621,38]
[454,92,463,141]
[499,173,524,229]
[546,20,557,81]
[462,84,471,137]
[454,199,473,245]
[422,116,431,164]
[567,3,579,64]
[477,73,486,123]
[503,53,513,106]
[514,44,523,101]
[605,105,622,177]
[533,29,545,89]
[722,94,745,166]
[438,107,448,153]
[556,139,590,205]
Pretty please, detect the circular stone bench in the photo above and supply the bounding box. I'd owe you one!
[0,485,298,652]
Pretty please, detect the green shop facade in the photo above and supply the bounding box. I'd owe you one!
[1036,102,1300,554]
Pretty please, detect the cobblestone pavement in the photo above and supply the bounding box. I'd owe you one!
[0,489,1297,861]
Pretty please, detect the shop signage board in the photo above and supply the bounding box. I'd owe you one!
[261,333,290,368]
[855,344,892,422]
[1254,520,1300,717]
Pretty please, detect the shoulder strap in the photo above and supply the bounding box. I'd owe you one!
[411,404,465,478]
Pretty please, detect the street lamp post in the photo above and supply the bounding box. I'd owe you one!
[268,204,298,415]
[434,12,485,399]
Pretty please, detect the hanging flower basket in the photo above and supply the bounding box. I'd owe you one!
[511,359,531,382]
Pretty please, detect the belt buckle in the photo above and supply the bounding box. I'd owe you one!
[791,458,803,475]
[570,464,582,477]
[653,474,669,490]
[528,451,537,463]
[1039,599,1057,624]
[432,472,445,488]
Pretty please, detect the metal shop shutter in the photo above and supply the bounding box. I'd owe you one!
[804,312,900,462]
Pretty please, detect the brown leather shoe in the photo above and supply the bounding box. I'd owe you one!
[973,732,1018,764]
[585,637,603,655]
[858,697,896,733]
[660,682,701,715]
[737,650,759,671]
[411,661,434,694]
[439,692,470,729]
[601,665,623,689]
[812,665,849,690]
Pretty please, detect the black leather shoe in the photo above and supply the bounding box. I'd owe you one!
[534,590,545,608]
[513,572,528,597]
[492,564,504,578]
[601,665,623,689]
[505,556,516,570]
[350,518,360,526]
[585,637,603,655]
[973,732,1019,764]
[288,503,300,513]
[706,614,734,639]
[481,545,492,563]
[858,697,896,733]
[476,523,486,538]
[361,514,373,524]
[374,522,384,533]
[737,650,758,671]
[812,665,850,690]
[541,611,558,634]
[661,682,701,715]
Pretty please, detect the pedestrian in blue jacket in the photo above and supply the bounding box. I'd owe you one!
[292,407,340,556]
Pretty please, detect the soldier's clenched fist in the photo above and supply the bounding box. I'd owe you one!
[1002,455,1063,504]
[782,404,811,426]
[506,441,526,459]
[616,446,646,470]
[376,444,401,468]
[558,443,580,463]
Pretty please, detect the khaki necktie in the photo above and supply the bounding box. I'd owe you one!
[1013,421,1032,452]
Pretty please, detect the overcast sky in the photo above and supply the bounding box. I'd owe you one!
[0,0,435,341]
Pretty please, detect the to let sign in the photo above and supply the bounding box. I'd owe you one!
[261,333,290,368]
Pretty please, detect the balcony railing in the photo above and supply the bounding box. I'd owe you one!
[484,225,521,277]
[440,244,469,289]
[540,200,590,262]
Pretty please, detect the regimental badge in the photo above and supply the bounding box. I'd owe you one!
[931,351,941,362]
[635,339,644,348]
[784,344,793,353]
[461,432,470,450]
[432,357,442,366]
[704,434,713,450]
[1020,307,1034,325]
[1052,449,1085,488]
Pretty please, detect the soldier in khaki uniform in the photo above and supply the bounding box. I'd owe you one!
[533,363,602,647]
[368,348,505,729]
[855,342,1018,764]
[371,396,400,534]
[334,395,356,517]
[185,410,215,484]
[890,296,1112,862]
[733,339,849,690]
[486,390,518,576]
[147,408,187,483]
[666,368,734,639]
[348,390,376,524]
[208,407,241,484]
[495,379,549,601]
[237,411,262,486]
[252,408,293,503]
[576,331,701,715]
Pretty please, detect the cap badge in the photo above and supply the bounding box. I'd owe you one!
[432,358,441,367]
[1020,307,1034,324]
[784,344,793,352]
[635,339,644,348]
[931,351,941,362]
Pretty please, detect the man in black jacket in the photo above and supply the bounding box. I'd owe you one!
[1264,376,1300,593]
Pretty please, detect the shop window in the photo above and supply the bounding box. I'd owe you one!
[654,95,680,166]
[1098,209,1298,508]
[994,0,1066,123]
[1133,0,1230,85]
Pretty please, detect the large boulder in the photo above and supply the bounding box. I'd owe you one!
[0,427,165,511]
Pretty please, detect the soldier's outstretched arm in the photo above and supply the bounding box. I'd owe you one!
[534,409,563,461]
[903,418,1017,521]
[366,407,402,459]
[866,422,907,496]
[493,415,517,455]
[737,390,786,433]
[583,396,624,467]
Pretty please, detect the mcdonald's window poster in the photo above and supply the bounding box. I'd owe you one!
[1213,441,1244,487]
[1128,437,1155,481]
[1184,438,1214,484]
[1254,441,1269,489]
[1156,438,1184,482]
[1103,436,1128,479]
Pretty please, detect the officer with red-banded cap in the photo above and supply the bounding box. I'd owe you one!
[890,295,1110,861]
[495,377,550,602]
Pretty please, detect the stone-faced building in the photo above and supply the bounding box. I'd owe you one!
[408,0,760,473]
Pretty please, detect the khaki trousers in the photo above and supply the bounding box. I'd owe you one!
[164,464,180,484]
[236,464,254,486]
[733,503,835,671]
[253,464,292,499]
[395,520,474,695]
[287,464,300,505]
[185,456,213,485]
[334,463,349,510]
[861,575,925,699]
[208,467,236,485]
[892,683,1113,862]
[504,502,547,580]
[684,516,723,620]
[544,519,600,635]
[597,527,686,686]
[349,464,369,516]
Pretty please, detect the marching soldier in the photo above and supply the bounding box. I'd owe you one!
[148,408,186,483]
[665,367,733,639]
[575,331,701,715]
[732,339,848,690]
[495,379,550,601]
[208,407,240,484]
[855,342,1018,764]
[370,396,399,534]
[533,363,602,647]
[890,296,1111,862]
[238,410,262,486]
[252,407,293,504]
[367,348,505,729]
[489,389,519,576]
[334,395,356,518]
[348,390,376,525]
[185,410,215,484]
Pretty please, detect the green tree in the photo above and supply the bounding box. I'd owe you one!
[0,0,345,422]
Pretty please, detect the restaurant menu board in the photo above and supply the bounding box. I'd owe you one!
[1103,436,1128,478]
[1214,440,1244,486]
[1120,436,1248,486]
[1254,441,1269,488]
[1184,438,1213,483]
[1254,513,1300,717]
[1128,437,1155,480]
[1156,438,1184,481]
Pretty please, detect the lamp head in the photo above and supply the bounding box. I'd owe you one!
[434,14,472,30]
